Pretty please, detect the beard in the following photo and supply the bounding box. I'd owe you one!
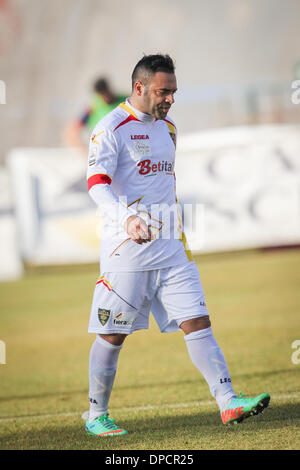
[155,105,170,119]
[142,91,170,119]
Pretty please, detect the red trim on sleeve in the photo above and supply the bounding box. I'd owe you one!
[87,174,112,190]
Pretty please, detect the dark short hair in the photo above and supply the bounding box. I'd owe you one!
[131,54,175,89]
[93,78,110,94]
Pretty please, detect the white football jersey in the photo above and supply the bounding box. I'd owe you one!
[87,99,192,272]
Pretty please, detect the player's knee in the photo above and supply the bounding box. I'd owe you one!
[179,315,211,334]
[99,333,127,346]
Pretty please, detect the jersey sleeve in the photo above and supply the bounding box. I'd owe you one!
[164,116,177,149]
[87,127,138,227]
[87,127,118,184]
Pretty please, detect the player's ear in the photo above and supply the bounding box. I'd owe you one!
[134,81,144,97]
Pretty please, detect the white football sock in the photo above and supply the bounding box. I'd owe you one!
[184,327,237,410]
[88,335,123,422]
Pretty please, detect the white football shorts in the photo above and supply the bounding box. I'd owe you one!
[88,262,209,335]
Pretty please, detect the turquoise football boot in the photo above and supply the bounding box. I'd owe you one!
[86,413,128,437]
[221,392,270,425]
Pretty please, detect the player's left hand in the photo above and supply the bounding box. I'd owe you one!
[125,215,152,244]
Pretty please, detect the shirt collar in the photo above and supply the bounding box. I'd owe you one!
[126,98,155,123]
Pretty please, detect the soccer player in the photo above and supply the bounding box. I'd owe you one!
[85,54,270,437]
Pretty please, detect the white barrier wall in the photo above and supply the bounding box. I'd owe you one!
[0,168,23,280]
[176,124,300,252]
[5,124,300,270]
[7,148,101,265]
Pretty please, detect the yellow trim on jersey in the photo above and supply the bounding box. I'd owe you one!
[176,195,193,262]
[119,102,138,119]
[181,232,193,262]
[165,120,176,135]
[128,196,164,236]
[109,238,131,258]
[92,130,104,145]
[96,275,113,290]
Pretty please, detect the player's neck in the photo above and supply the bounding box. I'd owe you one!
[126,98,155,123]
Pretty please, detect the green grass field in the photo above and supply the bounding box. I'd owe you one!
[0,249,300,450]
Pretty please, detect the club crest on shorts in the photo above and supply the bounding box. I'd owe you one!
[98,308,111,326]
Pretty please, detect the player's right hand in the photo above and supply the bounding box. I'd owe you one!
[125,215,152,244]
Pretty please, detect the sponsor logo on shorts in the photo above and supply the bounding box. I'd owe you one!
[98,308,111,326]
[112,311,137,327]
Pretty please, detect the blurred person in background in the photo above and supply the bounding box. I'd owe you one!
[63,77,127,153]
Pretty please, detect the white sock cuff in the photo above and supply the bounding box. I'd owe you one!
[96,334,124,350]
[184,327,213,342]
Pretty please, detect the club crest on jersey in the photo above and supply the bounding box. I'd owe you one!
[98,308,111,326]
